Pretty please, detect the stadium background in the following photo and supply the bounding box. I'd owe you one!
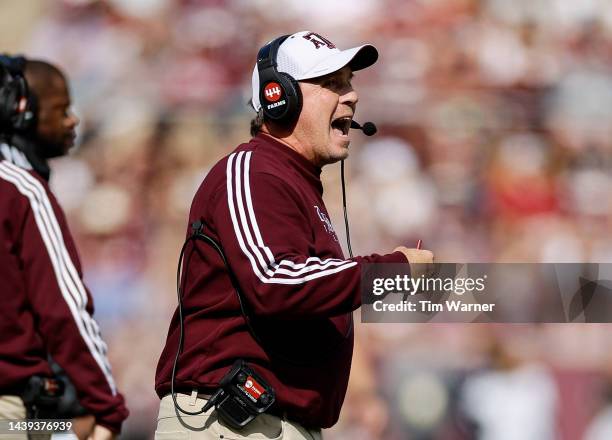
[2,0,612,438]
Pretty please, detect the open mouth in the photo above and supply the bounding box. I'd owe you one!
[331,116,352,136]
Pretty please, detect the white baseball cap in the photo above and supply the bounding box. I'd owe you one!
[251,31,378,111]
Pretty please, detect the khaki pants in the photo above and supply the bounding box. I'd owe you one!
[0,395,50,440]
[155,393,322,440]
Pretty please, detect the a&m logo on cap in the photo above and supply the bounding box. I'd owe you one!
[264,82,282,102]
[302,32,336,50]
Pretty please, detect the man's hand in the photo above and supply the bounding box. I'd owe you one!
[72,415,95,440]
[394,246,435,280]
[87,425,116,440]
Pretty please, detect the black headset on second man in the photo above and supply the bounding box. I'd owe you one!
[0,55,34,133]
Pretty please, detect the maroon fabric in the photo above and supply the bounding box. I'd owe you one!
[0,159,128,433]
[155,134,406,428]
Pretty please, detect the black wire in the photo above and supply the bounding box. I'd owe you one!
[340,160,355,332]
[171,235,205,415]
[341,160,353,258]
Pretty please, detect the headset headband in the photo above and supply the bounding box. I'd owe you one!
[257,35,289,72]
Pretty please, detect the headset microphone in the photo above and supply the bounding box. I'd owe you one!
[350,120,377,136]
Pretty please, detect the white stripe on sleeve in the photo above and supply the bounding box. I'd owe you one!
[226,152,357,284]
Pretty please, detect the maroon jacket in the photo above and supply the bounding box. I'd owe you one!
[156,133,406,428]
[0,142,128,433]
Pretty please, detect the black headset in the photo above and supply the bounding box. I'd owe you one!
[256,35,302,123]
[0,55,34,133]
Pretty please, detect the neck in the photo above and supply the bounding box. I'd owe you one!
[259,129,318,166]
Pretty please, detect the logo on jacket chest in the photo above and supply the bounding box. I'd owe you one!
[314,205,338,242]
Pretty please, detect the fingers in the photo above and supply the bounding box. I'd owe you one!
[393,247,434,264]
[72,415,95,440]
[394,246,435,280]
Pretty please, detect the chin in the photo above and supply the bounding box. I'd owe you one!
[48,143,71,158]
[335,140,350,154]
[329,146,350,163]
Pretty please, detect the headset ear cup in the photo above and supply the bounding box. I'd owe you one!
[259,73,302,123]
[278,72,301,123]
[0,67,31,132]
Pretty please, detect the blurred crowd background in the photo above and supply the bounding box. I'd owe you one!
[2,0,612,438]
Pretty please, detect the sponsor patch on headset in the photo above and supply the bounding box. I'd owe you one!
[263,82,282,102]
[266,100,286,110]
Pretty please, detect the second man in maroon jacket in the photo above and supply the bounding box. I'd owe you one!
[0,58,128,439]
[155,31,434,439]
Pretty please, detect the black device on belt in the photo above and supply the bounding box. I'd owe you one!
[17,362,87,421]
[21,376,65,419]
[201,360,275,429]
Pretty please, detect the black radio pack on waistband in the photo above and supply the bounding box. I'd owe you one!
[21,376,65,419]
[19,360,87,421]
[201,360,275,429]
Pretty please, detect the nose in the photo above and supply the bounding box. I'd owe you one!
[340,86,358,111]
